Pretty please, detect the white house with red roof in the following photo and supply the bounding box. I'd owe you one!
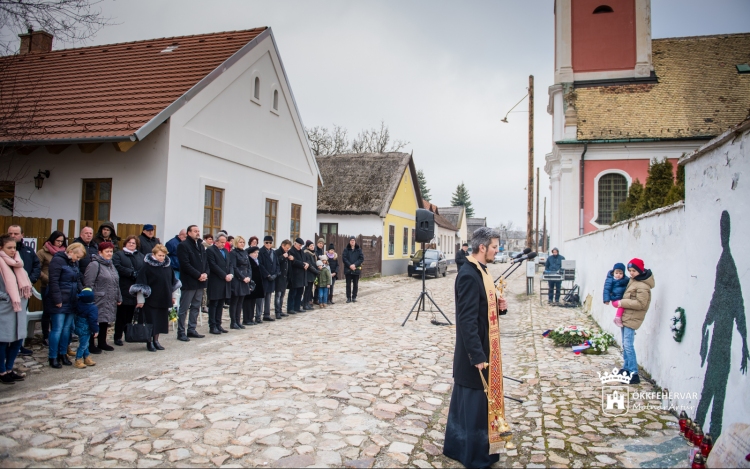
[0,27,320,242]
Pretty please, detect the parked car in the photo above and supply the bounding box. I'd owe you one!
[408,249,448,278]
[537,252,547,264]
[494,252,509,263]
[508,251,521,260]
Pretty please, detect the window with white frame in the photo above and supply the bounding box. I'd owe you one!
[596,173,628,225]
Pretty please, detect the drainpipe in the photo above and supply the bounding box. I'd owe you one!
[579,142,588,236]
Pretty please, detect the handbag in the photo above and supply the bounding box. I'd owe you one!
[125,307,153,343]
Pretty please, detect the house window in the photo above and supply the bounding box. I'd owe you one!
[596,173,628,225]
[273,90,279,111]
[320,223,338,236]
[290,204,301,241]
[388,225,395,256]
[411,229,416,254]
[203,186,224,237]
[81,179,112,223]
[403,227,408,255]
[0,181,14,216]
[254,77,260,100]
[265,198,278,239]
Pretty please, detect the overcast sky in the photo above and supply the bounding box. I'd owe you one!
[34,0,750,229]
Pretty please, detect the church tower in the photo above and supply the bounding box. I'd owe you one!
[554,0,653,84]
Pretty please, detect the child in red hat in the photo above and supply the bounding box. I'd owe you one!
[610,257,655,384]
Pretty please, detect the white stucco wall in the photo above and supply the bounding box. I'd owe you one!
[315,214,382,238]
[564,123,750,437]
[7,124,170,238]
[165,34,318,240]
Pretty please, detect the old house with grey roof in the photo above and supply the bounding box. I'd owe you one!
[545,0,750,248]
[316,152,421,276]
[0,28,320,241]
[438,205,467,247]
[420,200,458,258]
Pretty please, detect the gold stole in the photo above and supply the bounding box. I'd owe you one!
[465,255,510,454]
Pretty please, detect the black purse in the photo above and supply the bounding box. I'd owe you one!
[125,307,153,343]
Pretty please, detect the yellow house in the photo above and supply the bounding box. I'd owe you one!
[316,152,422,276]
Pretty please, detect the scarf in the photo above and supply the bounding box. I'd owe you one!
[0,251,32,312]
[45,241,65,255]
[465,254,510,453]
[123,247,136,254]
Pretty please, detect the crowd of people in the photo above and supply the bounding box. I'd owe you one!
[0,223,366,383]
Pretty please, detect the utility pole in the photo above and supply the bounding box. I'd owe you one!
[542,197,547,253]
[526,75,534,250]
[535,167,540,250]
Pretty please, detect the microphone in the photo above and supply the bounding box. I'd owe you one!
[511,252,537,264]
[513,248,531,259]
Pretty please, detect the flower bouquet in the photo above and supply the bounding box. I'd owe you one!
[548,326,592,347]
[582,331,616,355]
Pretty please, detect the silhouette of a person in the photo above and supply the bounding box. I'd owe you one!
[696,210,748,438]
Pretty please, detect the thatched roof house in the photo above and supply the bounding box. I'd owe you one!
[316,153,421,216]
[316,152,422,276]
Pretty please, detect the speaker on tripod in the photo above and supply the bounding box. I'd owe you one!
[415,209,435,243]
[402,209,452,326]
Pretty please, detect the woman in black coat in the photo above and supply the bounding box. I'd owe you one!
[229,237,252,329]
[286,239,307,314]
[303,241,320,310]
[342,236,364,302]
[326,244,339,304]
[247,246,266,322]
[130,245,180,352]
[112,236,145,346]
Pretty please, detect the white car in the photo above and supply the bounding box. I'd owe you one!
[494,252,509,264]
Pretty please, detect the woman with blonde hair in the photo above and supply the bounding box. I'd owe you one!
[131,244,180,352]
[0,234,32,384]
[47,242,86,368]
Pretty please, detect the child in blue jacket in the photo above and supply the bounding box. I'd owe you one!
[603,263,629,327]
[74,288,99,368]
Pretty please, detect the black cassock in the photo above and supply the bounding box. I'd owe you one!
[443,260,500,469]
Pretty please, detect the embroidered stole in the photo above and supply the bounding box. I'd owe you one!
[465,255,510,454]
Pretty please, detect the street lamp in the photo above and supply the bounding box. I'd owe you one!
[501,92,528,123]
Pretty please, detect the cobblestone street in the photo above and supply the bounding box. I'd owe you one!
[0,264,684,468]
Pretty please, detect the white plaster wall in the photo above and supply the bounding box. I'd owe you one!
[165,34,318,240]
[564,125,750,436]
[315,214,382,238]
[7,124,170,238]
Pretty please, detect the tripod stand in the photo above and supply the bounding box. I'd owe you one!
[401,258,453,327]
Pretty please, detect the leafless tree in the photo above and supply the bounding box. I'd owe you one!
[306,124,350,157]
[0,0,113,54]
[351,120,409,154]
[306,120,409,156]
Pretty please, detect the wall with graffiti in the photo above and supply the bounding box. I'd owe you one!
[565,119,750,438]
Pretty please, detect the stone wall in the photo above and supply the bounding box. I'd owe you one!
[564,120,750,439]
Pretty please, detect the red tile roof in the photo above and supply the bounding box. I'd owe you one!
[0,28,267,144]
[421,199,458,231]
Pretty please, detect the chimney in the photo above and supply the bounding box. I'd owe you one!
[18,28,53,55]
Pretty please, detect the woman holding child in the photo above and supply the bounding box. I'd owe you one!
[47,243,86,368]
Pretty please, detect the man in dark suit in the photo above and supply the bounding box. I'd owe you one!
[176,225,208,341]
[443,227,506,469]
[454,242,469,271]
[206,233,233,334]
[286,238,308,313]
[274,240,292,317]
[259,236,281,319]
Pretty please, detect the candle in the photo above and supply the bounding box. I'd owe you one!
[700,434,713,457]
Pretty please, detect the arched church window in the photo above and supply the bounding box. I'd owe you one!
[596,173,628,225]
[593,5,614,14]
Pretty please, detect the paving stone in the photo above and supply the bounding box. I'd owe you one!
[345,457,376,468]
[105,449,139,462]
[167,448,191,462]
[17,448,69,460]
[272,454,315,467]
[388,441,414,454]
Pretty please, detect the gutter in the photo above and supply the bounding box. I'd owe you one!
[1,135,135,146]
[579,143,587,236]
[556,136,713,145]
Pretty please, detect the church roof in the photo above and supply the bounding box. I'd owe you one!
[572,33,750,142]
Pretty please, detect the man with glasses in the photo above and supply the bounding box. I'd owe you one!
[7,225,41,356]
[259,236,281,319]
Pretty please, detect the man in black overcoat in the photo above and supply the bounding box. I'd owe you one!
[274,240,292,316]
[286,238,308,313]
[443,227,505,469]
[206,233,233,334]
[176,225,208,341]
[259,235,281,319]
[455,243,469,271]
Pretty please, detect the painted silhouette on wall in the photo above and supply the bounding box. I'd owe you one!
[696,210,749,438]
